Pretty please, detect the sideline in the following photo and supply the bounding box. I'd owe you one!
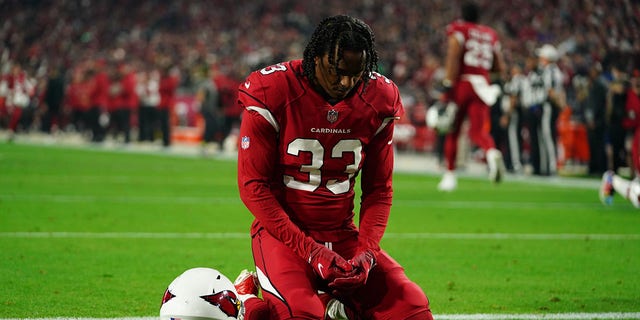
[0,131,600,189]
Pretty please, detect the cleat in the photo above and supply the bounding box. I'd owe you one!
[437,171,457,192]
[234,269,259,302]
[487,148,506,183]
[599,171,614,206]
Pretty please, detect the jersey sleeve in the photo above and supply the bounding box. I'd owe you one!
[357,77,403,252]
[236,71,319,262]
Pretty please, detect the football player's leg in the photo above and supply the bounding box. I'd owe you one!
[610,173,640,208]
[242,298,270,320]
[630,179,640,208]
[438,135,458,191]
[442,99,467,172]
[252,229,326,319]
[467,100,505,182]
[234,270,270,320]
[631,135,640,208]
[319,292,358,320]
[442,131,460,171]
[346,250,433,320]
[439,111,465,191]
[466,100,495,151]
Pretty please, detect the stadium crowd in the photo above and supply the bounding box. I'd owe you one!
[1,0,639,177]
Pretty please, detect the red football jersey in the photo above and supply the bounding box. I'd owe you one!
[159,75,179,110]
[446,19,500,79]
[120,72,138,109]
[623,88,640,131]
[90,71,110,108]
[237,60,402,258]
[65,81,91,111]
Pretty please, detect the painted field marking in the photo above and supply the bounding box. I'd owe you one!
[0,194,603,210]
[1,232,638,241]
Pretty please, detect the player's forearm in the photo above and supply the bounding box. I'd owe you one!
[358,126,394,251]
[444,35,462,84]
[358,197,391,251]
[239,181,318,259]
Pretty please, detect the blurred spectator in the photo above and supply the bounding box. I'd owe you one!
[64,67,91,135]
[5,63,36,141]
[585,63,609,175]
[109,62,138,144]
[41,66,66,133]
[606,63,631,173]
[194,65,222,154]
[136,66,161,142]
[158,63,180,147]
[87,59,111,142]
[212,64,242,150]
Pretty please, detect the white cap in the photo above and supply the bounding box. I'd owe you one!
[535,44,559,61]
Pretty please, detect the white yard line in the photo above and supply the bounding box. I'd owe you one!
[2,313,640,320]
[0,194,241,204]
[1,231,638,240]
[0,194,599,210]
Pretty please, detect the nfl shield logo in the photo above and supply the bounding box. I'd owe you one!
[241,136,250,149]
[327,109,338,123]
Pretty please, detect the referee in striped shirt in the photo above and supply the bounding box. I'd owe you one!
[516,44,566,176]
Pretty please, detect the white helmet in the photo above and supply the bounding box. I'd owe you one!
[160,267,242,320]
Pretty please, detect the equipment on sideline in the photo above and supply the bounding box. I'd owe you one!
[160,267,242,320]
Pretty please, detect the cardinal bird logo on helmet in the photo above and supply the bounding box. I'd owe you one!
[200,290,241,318]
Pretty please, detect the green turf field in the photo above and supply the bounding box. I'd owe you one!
[1,143,639,318]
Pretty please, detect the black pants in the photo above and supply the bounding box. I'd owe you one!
[87,106,106,142]
[111,108,131,143]
[138,106,157,142]
[202,111,222,144]
[158,109,171,147]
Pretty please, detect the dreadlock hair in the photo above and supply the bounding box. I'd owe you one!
[302,15,378,87]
